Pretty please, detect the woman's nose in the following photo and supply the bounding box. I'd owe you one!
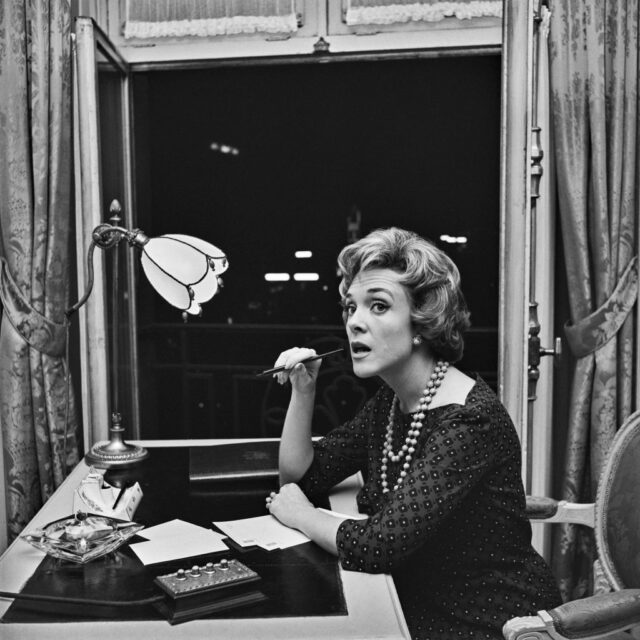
[346,309,365,332]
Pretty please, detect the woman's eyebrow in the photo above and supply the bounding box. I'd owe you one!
[366,287,394,296]
[344,286,394,300]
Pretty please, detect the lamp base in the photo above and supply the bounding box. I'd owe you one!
[85,440,149,469]
[85,412,149,469]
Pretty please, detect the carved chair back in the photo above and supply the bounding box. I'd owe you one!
[595,409,640,590]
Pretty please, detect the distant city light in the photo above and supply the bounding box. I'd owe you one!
[264,273,290,282]
[210,141,240,156]
[439,234,468,245]
[295,250,313,259]
[293,273,320,282]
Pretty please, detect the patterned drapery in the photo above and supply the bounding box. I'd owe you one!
[344,0,501,27]
[0,0,79,542]
[123,0,299,38]
[548,0,639,600]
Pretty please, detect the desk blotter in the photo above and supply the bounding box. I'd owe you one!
[3,447,346,624]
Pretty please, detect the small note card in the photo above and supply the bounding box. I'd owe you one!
[213,515,310,551]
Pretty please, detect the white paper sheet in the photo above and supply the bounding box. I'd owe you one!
[213,514,310,550]
[137,518,213,541]
[130,519,228,565]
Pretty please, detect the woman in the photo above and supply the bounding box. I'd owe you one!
[266,227,560,639]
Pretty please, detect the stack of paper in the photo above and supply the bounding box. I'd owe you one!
[213,515,310,551]
[130,519,229,565]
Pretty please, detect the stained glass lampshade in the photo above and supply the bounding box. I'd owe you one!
[139,233,228,317]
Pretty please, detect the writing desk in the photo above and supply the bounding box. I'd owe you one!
[0,440,410,639]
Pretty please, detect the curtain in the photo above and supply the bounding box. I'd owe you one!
[548,0,639,600]
[0,0,79,543]
[123,0,299,38]
[344,0,501,27]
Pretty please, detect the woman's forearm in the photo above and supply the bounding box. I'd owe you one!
[296,507,342,555]
[279,389,316,484]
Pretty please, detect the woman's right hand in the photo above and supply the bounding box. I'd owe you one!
[273,347,320,394]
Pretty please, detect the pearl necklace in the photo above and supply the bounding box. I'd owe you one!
[380,360,449,493]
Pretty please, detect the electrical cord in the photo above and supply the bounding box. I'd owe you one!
[0,589,164,607]
[62,240,99,470]
[63,318,71,468]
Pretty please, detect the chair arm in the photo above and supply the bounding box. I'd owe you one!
[525,496,595,527]
[503,590,640,640]
[526,496,560,519]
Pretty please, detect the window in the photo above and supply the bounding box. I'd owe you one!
[131,54,501,439]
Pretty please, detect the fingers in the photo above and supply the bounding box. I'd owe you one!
[273,347,317,385]
[265,486,293,510]
[265,490,277,511]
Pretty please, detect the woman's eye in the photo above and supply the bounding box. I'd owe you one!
[371,302,388,313]
[341,301,356,315]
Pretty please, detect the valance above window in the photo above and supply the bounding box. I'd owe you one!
[123,0,299,39]
[344,0,502,27]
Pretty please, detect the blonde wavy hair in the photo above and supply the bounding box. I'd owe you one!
[337,227,470,363]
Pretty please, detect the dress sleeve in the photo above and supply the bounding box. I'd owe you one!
[297,391,380,499]
[336,401,514,573]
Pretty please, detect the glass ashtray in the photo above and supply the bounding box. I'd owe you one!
[21,512,144,564]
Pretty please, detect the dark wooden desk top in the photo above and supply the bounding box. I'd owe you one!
[0,439,409,639]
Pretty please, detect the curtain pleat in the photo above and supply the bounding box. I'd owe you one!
[0,0,79,542]
[549,0,639,600]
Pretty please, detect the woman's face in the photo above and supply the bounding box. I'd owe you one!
[343,268,416,382]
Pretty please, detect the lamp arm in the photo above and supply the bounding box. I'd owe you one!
[91,223,149,250]
[65,223,149,319]
[65,240,99,319]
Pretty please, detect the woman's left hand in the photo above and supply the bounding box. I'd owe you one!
[266,483,315,530]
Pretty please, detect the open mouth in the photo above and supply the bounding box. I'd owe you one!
[350,343,371,356]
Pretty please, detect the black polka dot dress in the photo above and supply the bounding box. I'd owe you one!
[298,377,561,639]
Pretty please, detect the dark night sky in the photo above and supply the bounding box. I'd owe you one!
[133,54,501,328]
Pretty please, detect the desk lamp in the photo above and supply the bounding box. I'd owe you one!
[66,200,228,468]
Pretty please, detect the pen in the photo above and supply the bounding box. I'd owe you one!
[112,486,127,510]
[256,348,344,377]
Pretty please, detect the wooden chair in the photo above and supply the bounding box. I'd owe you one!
[504,410,640,639]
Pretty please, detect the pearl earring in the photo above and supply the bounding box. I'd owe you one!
[412,335,423,346]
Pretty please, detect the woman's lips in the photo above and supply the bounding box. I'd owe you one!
[350,343,371,358]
